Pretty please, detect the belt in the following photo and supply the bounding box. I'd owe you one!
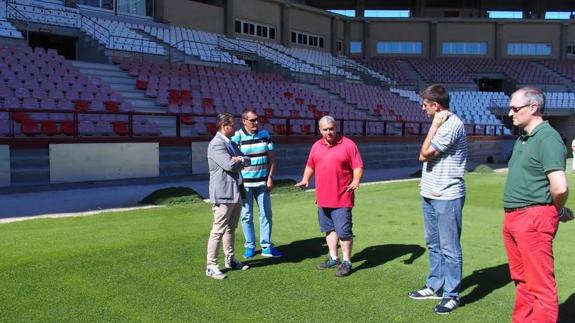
[504,203,553,213]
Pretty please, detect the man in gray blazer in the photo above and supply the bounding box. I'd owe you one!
[205,113,252,280]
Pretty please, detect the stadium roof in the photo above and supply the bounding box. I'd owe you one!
[299,0,574,16]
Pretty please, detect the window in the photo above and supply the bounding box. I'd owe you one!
[328,10,355,17]
[487,11,523,19]
[364,10,410,18]
[545,11,574,19]
[442,42,487,55]
[350,41,362,54]
[568,44,575,56]
[78,0,153,17]
[376,41,422,54]
[507,43,552,56]
[291,31,324,49]
[235,19,276,40]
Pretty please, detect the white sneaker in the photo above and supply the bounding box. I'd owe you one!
[205,265,226,280]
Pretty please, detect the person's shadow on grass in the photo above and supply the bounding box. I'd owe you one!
[559,293,575,323]
[350,244,426,274]
[245,237,326,268]
[460,263,511,306]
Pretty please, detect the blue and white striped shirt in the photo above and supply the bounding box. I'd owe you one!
[420,114,468,200]
[231,128,274,188]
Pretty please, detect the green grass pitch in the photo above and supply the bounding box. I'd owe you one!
[1,172,574,322]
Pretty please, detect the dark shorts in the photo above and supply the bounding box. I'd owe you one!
[318,207,353,238]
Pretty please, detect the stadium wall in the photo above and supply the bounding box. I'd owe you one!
[0,146,9,187]
[49,143,160,183]
[161,0,224,34]
[1,138,515,188]
[436,22,495,58]
[369,21,430,58]
[160,1,574,60]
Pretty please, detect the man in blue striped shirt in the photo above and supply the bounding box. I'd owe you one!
[231,108,283,259]
[408,85,468,315]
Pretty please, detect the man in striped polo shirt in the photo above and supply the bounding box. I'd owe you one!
[231,108,283,259]
[408,85,468,315]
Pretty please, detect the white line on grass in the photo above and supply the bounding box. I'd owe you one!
[0,178,420,225]
[0,205,163,224]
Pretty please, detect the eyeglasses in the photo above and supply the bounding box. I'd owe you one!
[509,103,531,113]
[244,118,258,123]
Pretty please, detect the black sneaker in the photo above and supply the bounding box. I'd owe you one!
[408,286,442,300]
[316,257,341,270]
[335,261,352,277]
[434,297,460,314]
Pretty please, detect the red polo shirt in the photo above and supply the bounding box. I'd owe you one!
[306,136,363,208]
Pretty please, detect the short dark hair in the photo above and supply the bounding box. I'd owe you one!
[216,113,234,130]
[242,108,257,119]
[419,84,450,109]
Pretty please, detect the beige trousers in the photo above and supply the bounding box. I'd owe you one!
[206,200,242,266]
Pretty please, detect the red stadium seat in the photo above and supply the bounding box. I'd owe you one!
[21,121,41,136]
[41,120,59,136]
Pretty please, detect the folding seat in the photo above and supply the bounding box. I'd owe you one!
[78,121,97,136]
[96,121,114,136]
[113,121,129,136]
[14,87,29,99]
[42,120,59,136]
[21,120,41,136]
[60,120,75,136]
[104,101,120,113]
[0,120,11,136]
[74,100,90,112]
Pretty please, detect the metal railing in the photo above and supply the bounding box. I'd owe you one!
[0,107,510,139]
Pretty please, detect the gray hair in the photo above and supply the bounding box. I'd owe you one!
[318,115,336,127]
[216,112,234,130]
[515,86,546,114]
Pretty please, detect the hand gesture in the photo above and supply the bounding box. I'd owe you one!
[346,181,360,192]
[432,110,452,128]
[294,180,309,189]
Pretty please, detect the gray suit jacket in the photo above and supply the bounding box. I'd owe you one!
[207,133,251,204]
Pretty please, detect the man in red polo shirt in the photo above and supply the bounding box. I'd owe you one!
[295,115,364,277]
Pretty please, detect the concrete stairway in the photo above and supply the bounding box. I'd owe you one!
[71,61,192,136]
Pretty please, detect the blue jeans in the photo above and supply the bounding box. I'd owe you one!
[421,196,465,299]
[241,185,272,249]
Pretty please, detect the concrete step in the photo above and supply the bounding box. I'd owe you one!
[72,61,122,71]
[127,98,161,109]
[110,84,137,92]
[118,91,146,99]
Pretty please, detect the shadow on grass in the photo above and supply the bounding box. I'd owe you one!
[559,293,575,323]
[351,244,426,274]
[245,237,326,268]
[460,263,511,306]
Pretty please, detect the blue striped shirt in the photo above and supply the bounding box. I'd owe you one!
[420,114,468,200]
[231,128,274,188]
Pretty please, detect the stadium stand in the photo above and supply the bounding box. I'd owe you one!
[0,43,161,137]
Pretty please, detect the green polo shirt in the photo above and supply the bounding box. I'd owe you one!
[503,121,566,209]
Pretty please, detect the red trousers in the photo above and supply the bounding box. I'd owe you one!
[503,204,559,323]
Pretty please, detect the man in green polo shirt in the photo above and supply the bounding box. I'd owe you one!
[502,86,570,323]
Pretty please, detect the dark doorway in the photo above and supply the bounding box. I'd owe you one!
[28,32,77,60]
[477,78,503,92]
